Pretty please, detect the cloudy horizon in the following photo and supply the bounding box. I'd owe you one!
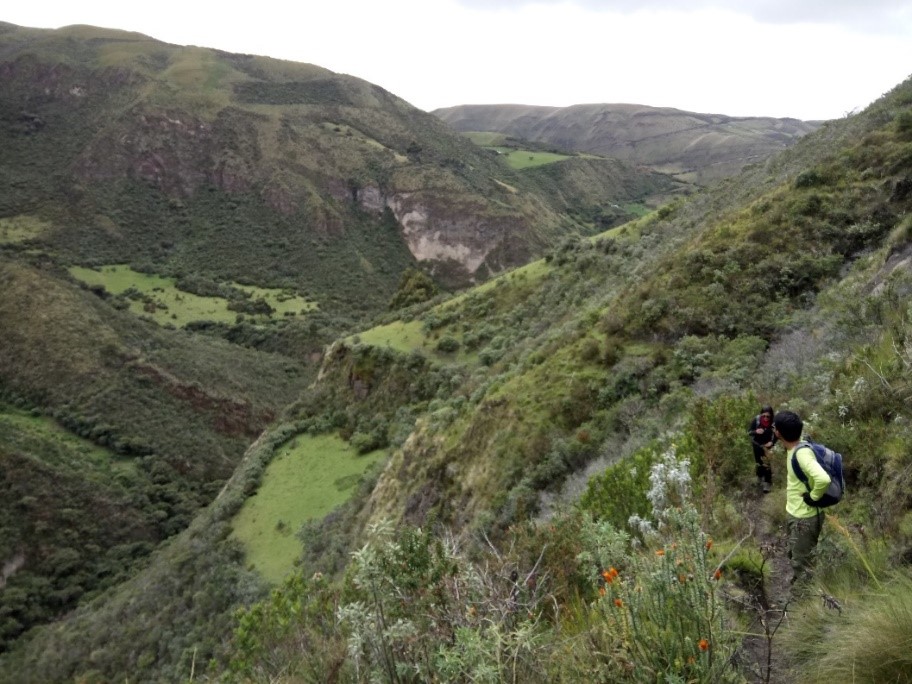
[4,0,911,121]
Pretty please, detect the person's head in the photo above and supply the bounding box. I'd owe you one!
[759,405,774,427]
[773,410,802,442]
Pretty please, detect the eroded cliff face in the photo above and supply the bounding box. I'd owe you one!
[385,194,532,282]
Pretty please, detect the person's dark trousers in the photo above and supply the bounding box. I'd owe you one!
[788,511,824,587]
[752,444,772,484]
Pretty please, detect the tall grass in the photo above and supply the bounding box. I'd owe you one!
[789,573,912,684]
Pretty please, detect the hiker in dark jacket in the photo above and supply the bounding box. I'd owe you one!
[748,405,776,493]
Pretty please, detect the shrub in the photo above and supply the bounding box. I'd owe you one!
[436,336,460,354]
[567,448,742,683]
[794,170,828,188]
[228,573,348,682]
[337,522,555,683]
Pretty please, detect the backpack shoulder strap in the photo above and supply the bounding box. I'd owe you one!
[790,441,815,488]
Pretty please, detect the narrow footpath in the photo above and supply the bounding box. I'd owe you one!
[736,487,794,684]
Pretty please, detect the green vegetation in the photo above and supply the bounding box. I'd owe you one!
[227,453,743,683]
[0,400,158,652]
[350,320,426,354]
[0,215,49,244]
[69,264,316,327]
[207,76,912,683]
[0,402,136,478]
[498,149,571,169]
[2,20,912,684]
[231,434,385,584]
[439,104,820,185]
[460,130,573,169]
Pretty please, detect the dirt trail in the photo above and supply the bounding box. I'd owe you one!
[735,488,794,684]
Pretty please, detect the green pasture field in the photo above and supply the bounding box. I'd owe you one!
[0,403,136,479]
[233,283,319,316]
[460,132,570,169]
[349,320,426,354]
[0,215,50,243]
[230,434,385,583]
[496,149,571,170]
[69,265,315,327]
[349,319,479,363]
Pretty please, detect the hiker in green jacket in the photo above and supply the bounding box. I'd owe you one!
[773,410,831,588]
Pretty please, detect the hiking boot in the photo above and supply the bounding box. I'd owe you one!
[762,481,772,494]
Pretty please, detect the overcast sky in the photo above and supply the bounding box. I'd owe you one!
[4,0,911,120]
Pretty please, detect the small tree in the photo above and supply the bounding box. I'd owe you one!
[388,268,439,310]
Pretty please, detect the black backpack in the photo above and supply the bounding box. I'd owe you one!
[791,441,845,507]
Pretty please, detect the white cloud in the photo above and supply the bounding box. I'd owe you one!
[456,0,912,34]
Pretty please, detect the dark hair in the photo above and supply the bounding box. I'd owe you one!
[761,405,774,416]
[773,410,802,441]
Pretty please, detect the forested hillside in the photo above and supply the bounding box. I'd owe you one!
[2,63,910,682]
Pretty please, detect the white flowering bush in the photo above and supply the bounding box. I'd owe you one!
[337,522,555,683]
[565,448,743,683]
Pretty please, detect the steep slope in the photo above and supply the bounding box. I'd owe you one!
[434,102,820,185]
[0,24,680,655]
[5,74,909,682]
[0,256,307,650]
[0,22,681,301]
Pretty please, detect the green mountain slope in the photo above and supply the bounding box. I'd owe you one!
[0,256,307,650]
[0,22,681,301]
[434,102,820,185]
[0,22,682,661]
[4,73,910,682]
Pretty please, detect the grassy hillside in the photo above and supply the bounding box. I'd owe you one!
[5,73,910,681]
[0,257,308,651]
[0,21,682,663]
[0,21,685,308]
[206,76,912,681]
[435,103,820,185]
[229,434,385,584]
[1,20,911,684]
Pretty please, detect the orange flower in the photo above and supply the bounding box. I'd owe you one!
[656,549,665,557]
[705,539,713,550]
[609,567,619,579]
[602,569,612,582]
[599,587,606,597]
[698,638,710,651]
[713,568,723,580]
[614,598,623,608]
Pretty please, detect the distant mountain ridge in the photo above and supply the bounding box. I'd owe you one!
[433,103,821,184]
